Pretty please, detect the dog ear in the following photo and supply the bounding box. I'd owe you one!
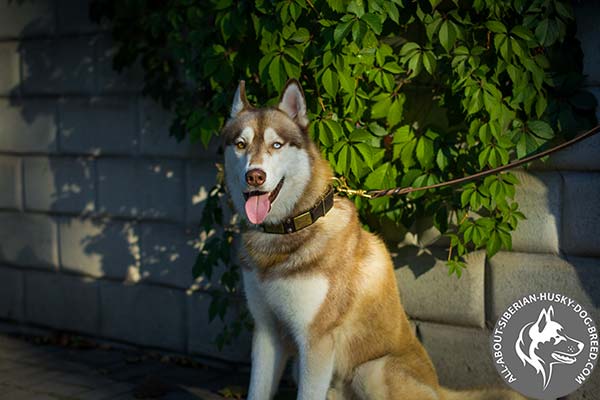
[278,79,309,129]
[231,80,250,119]
[535,307,551,333]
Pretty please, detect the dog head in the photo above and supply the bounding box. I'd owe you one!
[222,80,317,225]
[515,306,584,389]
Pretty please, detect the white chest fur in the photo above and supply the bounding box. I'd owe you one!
[243,270,329,342]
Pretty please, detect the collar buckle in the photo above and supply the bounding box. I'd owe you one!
[261,186,334,234]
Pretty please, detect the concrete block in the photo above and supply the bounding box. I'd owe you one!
[187,291,251,362]
[0,0,55,39]
[487,251,600,326]
[0,156,22,210]
[394,248,485,328]
[100,282,186,351]
[0,212,58,269]
[139,98,220,158]
[21,37,95,94]
[140,222,199,289]
[0,265,24,321]
[0,41,20,95]
[510,170,561,254]
[95,35,144,93]
[417,322,504,390]
[186,161,218,224]
[24,156,95,214]
[59,97,137,155]
[533,129,600,171]
[562,172,600,256]
[0,98,58,153]
[59,217,139,279]
[575,2,600,85]
[24,271,99,335]
[57,0,100,34]
[97,158,184,221]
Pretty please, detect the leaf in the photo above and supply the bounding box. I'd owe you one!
[511,25,533,41]
[426,16,443,42]
[365,163,396,189]
[439,20,457,52]
[290,27,310,43]
[486,230,502,257]
[352,20,367,43]
[535,95,547,118]
[371,95,392,119]
[323,119,344,146]
[338,70,356,93]
[384,2,399,24]
[486,20,507,34]
[333,20,352,44]
[528,120,554,139]
[382,62,403,74]
[555,1,573,19]
[337,144,349,172]
[535,18,559,47]
[429,0,441,9]
[416,136,434,168]
[436,149,449,171]
[268,56,286,91]
[325,0,345,12]
[399,42,420,57]
[387,98,403,127]
[347,0,365,18]
[422,51,437,75]
[348,146,362,177]
[322,68,339,97]
[355,143,375,169]
[407,52,423,77]
[362,13,382,35]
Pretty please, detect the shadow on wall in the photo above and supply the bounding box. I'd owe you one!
[2,0,216,301]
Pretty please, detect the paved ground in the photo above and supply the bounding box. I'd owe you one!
[0,327,296,400]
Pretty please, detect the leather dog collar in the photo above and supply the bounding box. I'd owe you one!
[262,186,335,234]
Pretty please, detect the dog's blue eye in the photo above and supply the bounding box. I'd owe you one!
[273,142,283,149]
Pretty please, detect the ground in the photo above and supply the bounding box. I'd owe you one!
[0,324,296,400]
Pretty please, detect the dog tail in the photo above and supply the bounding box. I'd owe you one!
[440,386,528,400]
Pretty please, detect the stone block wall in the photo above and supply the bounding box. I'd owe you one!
[0,1,598,398]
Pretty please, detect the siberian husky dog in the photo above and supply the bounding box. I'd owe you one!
[222,79,525,400]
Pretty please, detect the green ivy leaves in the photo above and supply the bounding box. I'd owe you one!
[93,0,596,330]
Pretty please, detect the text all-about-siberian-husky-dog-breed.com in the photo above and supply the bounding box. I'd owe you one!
[222,79,526,400]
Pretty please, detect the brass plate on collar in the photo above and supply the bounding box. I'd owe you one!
[293,212,313,231]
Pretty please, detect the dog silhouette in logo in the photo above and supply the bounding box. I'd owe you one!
[515,306,584,389]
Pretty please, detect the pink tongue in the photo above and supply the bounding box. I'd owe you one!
[245,193,271,224]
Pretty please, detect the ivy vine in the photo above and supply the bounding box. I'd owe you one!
[91,0,596,348]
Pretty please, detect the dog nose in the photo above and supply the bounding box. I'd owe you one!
[246,169,266,187]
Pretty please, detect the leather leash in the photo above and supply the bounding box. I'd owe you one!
[334,123,600,199]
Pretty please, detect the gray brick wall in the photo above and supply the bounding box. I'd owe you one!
[0,1,598,398]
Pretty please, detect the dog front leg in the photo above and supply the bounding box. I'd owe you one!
[297,335,335,400]
[247,324,288,400]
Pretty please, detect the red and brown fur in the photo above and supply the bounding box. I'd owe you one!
[222,80,526,400]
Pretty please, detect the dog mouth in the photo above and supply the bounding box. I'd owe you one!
[552,351,578,364]
[243,177,285,224]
